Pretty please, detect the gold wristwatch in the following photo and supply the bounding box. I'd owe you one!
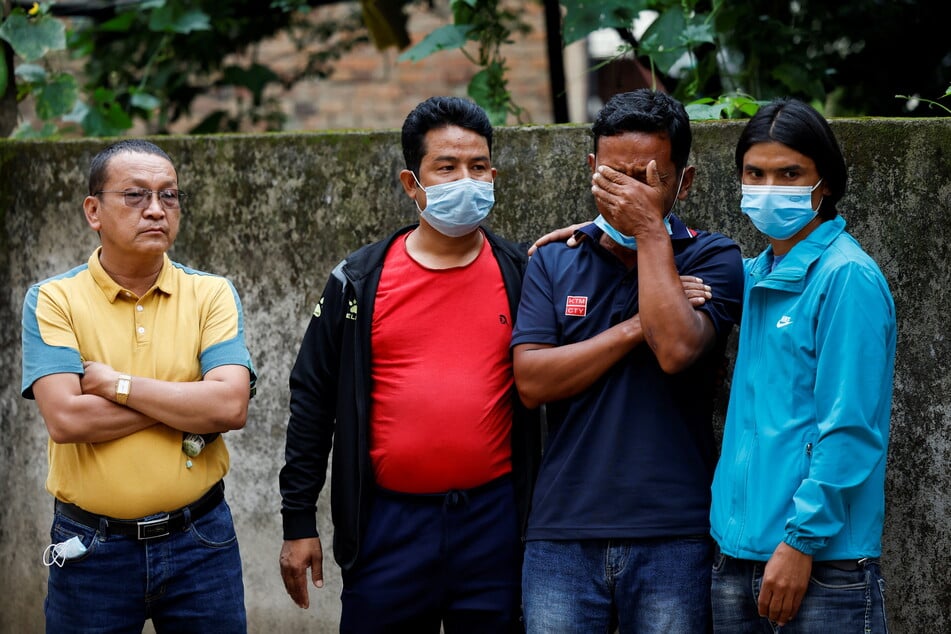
[115,374,132,405]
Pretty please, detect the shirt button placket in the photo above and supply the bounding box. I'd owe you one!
[135,304,146,340]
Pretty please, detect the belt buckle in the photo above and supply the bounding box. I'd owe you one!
[137,514,171,540]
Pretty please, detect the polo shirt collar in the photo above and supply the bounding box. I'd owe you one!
[87,247,174,301]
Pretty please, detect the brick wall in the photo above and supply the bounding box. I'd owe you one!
[173,1,554,133]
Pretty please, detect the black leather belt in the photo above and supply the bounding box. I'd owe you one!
[818,558,875,571]
[717,547,876,572]
[55,481,224,540]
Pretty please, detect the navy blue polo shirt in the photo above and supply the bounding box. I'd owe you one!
[512,214,743,540]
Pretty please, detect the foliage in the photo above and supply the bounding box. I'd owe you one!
[701,0,949,117]
[0,3,73,136]
[896,85,951,116]
[401,0,949,122]
[396,0,739,122]
[685,93,766,121]
[566,0,718,96]
[0,0,371,137]
[552,1,782,119]
[398,0,530,125]
[3,0,948,137]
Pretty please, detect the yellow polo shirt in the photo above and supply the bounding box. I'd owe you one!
[21,248,256,518]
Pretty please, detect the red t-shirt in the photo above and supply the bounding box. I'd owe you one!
[369,232,514,493]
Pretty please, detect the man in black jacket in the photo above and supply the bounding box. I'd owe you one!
[279,96,541,633]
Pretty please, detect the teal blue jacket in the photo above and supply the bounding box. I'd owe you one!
[711,216,896,560]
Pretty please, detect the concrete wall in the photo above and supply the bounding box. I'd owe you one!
[1,119,949,632]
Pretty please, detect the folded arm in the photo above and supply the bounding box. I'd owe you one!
[35,361,252,444]
[514,314,644,409]
[82,361,250,435]
[33,371,158,444]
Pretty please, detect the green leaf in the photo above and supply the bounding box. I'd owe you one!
[639,8,687,74]
[98,12,139,33]
[451,0,478,24]
[14,63,47,83]
[0,12,67,62]
[727,96,763,117]
[83,88,134,136]
[34,73,78,119]
[467,67,492,104]
[467,67,507,126]
[148,4,211,34]
[0,56,6,97]
[62,100,89,124]
[686,94,765,121]
[83,106,133,136]
[130,90,162,110]
[681,21,716,47]
[398,24,474,62]
[685,102,726,120]
[562,0,645,45]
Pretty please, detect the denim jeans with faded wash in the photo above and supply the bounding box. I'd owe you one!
[44,498,246,634]
[712,548,888,634]
[522,536,713,633]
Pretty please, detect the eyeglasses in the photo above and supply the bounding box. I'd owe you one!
[95,188,187,210]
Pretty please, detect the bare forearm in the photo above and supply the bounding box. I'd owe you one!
[636,237,714,372]
[80,362,251,434]
[33,379,158,444]
[118,376,249,433]
[514,317,644,408]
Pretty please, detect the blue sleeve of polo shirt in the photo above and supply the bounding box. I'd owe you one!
[680,233,745,337]
[199,278,257,395]
[512,245,560,347]
[21,283,84,400]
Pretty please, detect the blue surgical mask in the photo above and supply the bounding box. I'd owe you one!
[593,169,683,250]
[413,174,495,238]
[740,180,823,240]
[594,214,672,250]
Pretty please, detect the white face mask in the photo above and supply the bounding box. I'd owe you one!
[413,173,495,238]
[740,179,824,240]
[43,535,88,567]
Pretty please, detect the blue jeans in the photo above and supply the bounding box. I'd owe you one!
[711,549,889,633]
[522,536,713,633]
[340,477,522,633]
[44,497,246,633]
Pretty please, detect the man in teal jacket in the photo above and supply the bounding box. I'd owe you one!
[710,98,896,632]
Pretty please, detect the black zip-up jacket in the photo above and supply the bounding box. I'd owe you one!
[280,225,542,572]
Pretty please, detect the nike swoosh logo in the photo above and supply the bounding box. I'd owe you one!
[776,316,793,328]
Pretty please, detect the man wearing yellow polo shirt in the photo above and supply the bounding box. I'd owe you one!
[20,139,256,633]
